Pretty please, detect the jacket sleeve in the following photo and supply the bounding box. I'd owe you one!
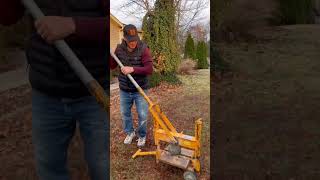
[72,17,108,43]
[132,48,153,75]
[68,0,109,43]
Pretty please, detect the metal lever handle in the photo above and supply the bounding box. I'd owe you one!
[21,0,109,110]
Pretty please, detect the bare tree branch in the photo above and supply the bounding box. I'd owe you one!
[116,0,208,28]
[114,0,209,49]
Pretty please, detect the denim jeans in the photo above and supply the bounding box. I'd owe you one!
[31,89,109,180]
[119,89,148,138]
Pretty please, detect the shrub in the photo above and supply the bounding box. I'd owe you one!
[196,41,208,69]
[213,0,275,41]
[184,33,196,59]
[149,71,162,88]
[177,59,196,75]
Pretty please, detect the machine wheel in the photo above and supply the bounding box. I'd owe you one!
[183,171,197,180]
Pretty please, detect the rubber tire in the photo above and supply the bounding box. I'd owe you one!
[183,171,197,180]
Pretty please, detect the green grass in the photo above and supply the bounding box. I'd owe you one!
[149,72,182,88]
[178,69,210,95]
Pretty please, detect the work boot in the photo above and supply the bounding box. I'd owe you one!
[137,136,146,147]
[124,132,135,144]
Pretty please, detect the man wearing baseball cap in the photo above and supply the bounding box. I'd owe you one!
[110,24,153,147]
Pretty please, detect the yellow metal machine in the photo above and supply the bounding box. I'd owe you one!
[110,50,202,180]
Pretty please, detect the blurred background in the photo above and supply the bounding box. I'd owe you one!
[212,0,320,179]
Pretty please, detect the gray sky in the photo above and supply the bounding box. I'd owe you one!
[110,1,141,27]
[110,0,210,28]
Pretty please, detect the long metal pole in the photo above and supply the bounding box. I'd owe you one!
[110,48,153,106]
[21,0,109,110]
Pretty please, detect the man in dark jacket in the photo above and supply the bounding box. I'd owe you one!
[110,24,152,147]
[0,0,109,180]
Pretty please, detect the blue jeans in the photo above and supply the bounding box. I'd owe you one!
[120,90,148,138]
[31,89,109,180]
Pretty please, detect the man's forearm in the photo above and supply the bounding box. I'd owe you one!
[73,17,108,43]
[133,62,153,75]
